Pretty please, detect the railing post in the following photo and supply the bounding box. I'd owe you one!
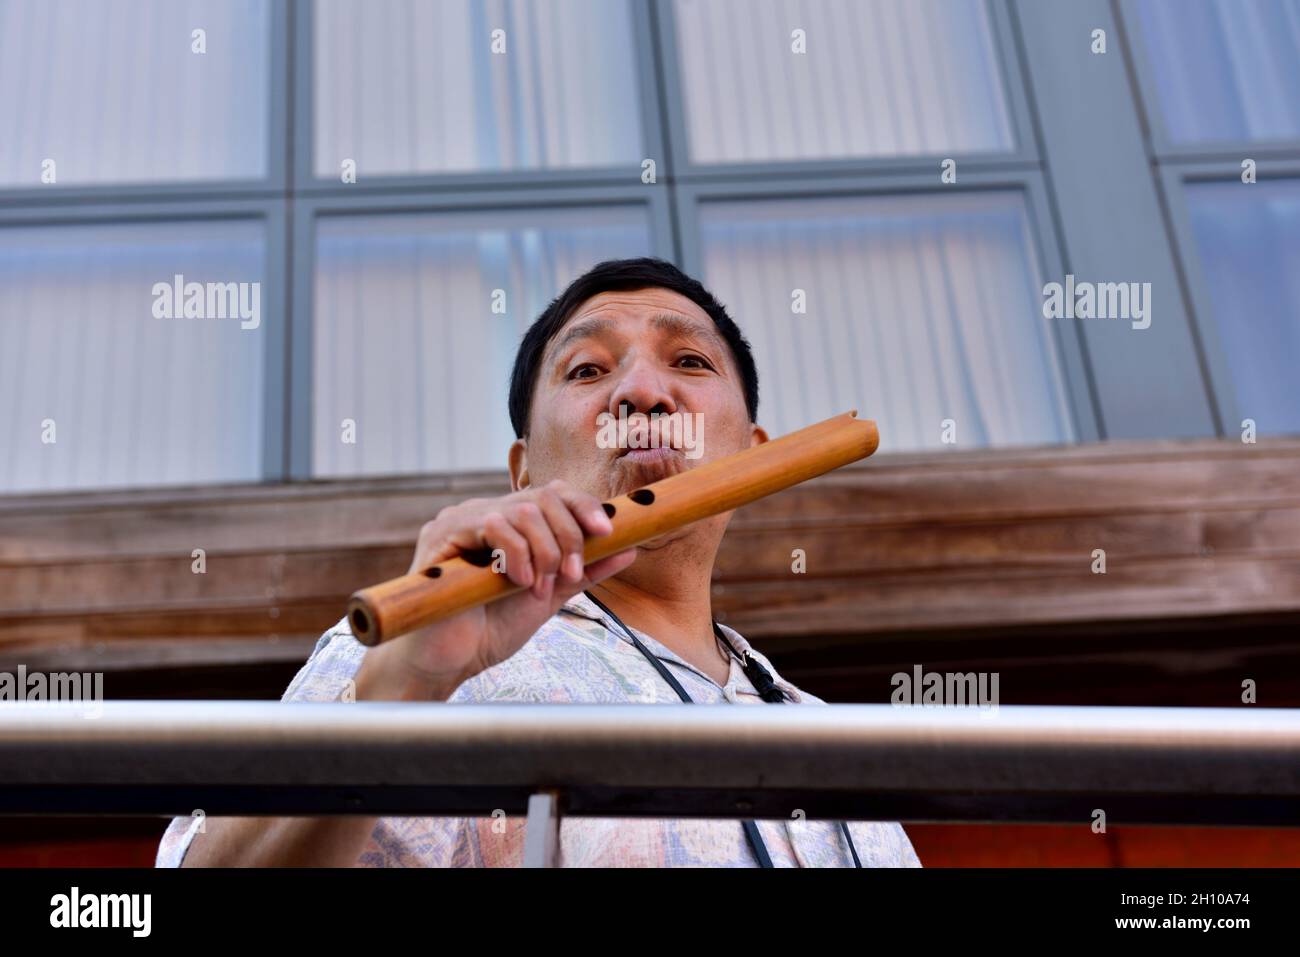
[522,790,561,868]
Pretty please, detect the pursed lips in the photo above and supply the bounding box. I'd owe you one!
[617,445,683,462]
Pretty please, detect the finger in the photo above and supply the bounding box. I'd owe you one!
[413,512,484,570]
[532,488,588,584]
[440,502,499,553]
[482,512,533,588]
[507,501,563,599]
[546,480,614,538]
[546,548,637,615]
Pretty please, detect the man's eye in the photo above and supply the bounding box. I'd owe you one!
[678,354,713,370]
[569,363,601,380]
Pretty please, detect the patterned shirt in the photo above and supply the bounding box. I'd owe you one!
[156,591,921,868]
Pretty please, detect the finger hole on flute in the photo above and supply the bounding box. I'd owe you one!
[461,548,495,568]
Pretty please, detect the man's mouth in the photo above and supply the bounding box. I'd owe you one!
[617,446,684,465]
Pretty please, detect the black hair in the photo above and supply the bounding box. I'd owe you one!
[507,257,759,438]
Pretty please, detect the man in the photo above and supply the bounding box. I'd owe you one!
[157,257,920,867]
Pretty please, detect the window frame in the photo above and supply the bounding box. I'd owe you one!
[675,169,1099,444]
[288,186,675,479]
[0,0,291,492]
[1155,158,1300,435]
[656,0,1098,444]
[0,198,290,484]
[1117,0,1300,436]
[652,0,1042,182]
[0,0,290,206]
[1118,0,1300,163]
[291,0,669,194]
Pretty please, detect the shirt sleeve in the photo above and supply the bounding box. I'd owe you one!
[155,619,362,868]
[154,811,206,869]
[280,616,368,703]
[155,618,477,868]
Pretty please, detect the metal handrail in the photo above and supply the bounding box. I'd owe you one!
[1,701,1297,828]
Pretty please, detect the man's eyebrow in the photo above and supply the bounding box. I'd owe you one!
[546,317,620,366]
[546,313,729,367]
[648,313,729,357]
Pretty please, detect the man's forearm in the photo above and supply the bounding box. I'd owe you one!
[182,652,460,867]
[181,814,382,867]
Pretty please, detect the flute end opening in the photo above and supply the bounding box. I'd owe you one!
[347,599,377,646]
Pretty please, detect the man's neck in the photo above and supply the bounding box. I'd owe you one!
[586,539,730,682]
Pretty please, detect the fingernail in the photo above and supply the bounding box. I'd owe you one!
[564,553,582,581]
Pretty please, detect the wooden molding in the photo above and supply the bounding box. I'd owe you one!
[3,437,1299,674]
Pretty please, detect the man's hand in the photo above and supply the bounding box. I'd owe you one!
[356,479,636,701]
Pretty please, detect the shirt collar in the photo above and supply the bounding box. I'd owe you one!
[559,591,803,702]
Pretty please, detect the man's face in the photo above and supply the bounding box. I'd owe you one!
[510,287,766,502]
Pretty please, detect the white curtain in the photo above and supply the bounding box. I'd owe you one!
[698,192,1074,450]
[1134,0,1300,144]
[1186,180,1300,435]
[0,0,269,185]
[0,220,266,492]
[313,0,643,177]
[671,0,1014,163]
[312,207,653,477]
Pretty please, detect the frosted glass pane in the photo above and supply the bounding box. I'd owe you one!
[698,192,1073,450]
[312,207,653,476]
[1133,0,1300,144]
[0,220,266,492]
[313,0,643,177]
[1186,180,1300,435]
[0,0,271,186]
[672,0,1014,163]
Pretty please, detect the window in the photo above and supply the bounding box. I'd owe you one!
[665,0,1085,448]
[311,0,644,177]
[0,0,271,186]
[0,217,268,492]
[0,0,283,493]
[1184,181,1300,434]
[697,192,1073,450]
[669,0,1015,163]
[294,0,668,478]
[1124,0,1300,436]
[1129,0,1300,146]
[0,0,665,490]
[310,205,655,475]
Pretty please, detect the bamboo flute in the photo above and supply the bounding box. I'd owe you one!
[347,410,878,646]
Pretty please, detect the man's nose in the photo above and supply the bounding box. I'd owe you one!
[609,360,677,419]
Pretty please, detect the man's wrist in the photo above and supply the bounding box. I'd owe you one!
[354,649,463,702]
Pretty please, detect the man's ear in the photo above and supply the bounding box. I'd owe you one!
[748,423,770,449]
[508,437,529,492]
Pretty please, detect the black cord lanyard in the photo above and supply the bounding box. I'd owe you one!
[582,590,862,869]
